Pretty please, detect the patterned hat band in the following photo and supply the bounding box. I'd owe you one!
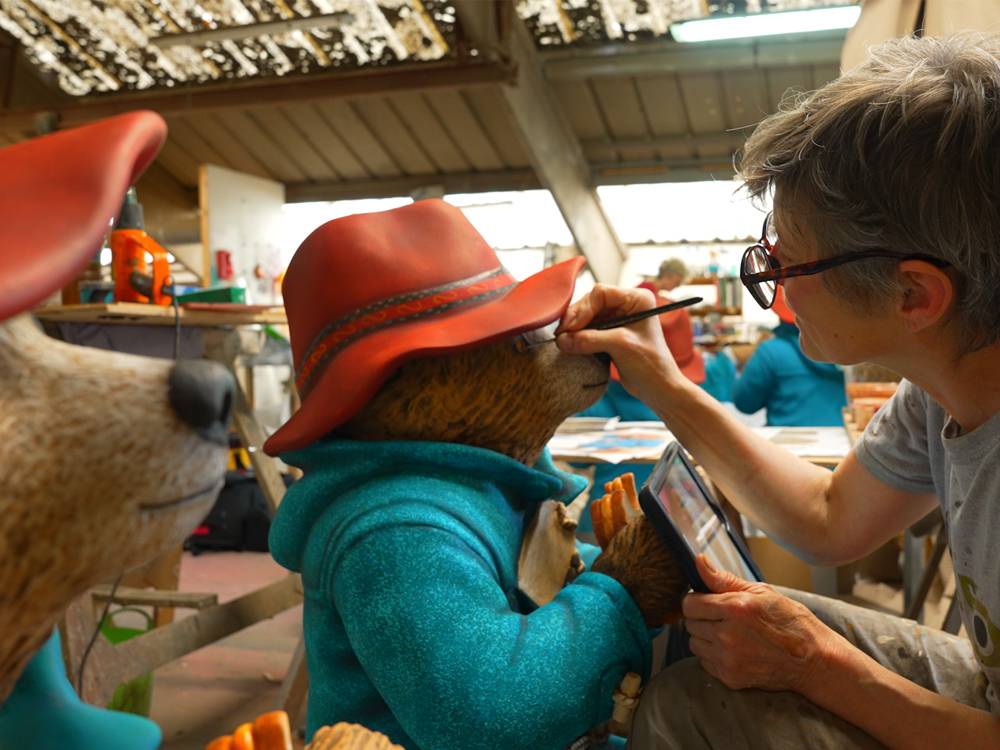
[295,266,516,397]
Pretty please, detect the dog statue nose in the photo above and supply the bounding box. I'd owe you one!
[168,360,235,446]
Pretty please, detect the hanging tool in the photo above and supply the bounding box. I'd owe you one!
[109,187,174,305]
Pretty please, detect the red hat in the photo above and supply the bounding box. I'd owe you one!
[0,111,166,322]
[771,285,796,325]
[264,200,586,455]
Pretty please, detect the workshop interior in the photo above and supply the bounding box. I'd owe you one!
[2,1,998,749]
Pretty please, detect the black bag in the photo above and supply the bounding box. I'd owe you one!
[184,471,286,554]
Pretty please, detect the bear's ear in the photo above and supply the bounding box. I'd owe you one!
[0,111,166,323]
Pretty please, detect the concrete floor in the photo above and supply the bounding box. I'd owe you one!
[143,548,957,750]
[149,552,302,750]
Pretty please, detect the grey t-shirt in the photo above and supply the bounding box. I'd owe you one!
[856,379,1000,714]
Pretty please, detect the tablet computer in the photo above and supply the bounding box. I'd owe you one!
[638,441,764,593]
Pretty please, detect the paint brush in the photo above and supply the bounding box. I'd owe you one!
[517,296,703,350]
[590,295,703,330]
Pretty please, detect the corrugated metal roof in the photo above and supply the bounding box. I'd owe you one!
[0,1,852,211]
[518,0,824,46]
[1,0,844,96]
[0,0,456,95]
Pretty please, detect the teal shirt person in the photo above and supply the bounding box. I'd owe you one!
[733,322,846,426]
[270,439,651,750]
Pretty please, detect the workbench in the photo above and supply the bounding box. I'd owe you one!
[549,419,853,596]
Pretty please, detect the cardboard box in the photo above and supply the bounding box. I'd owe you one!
[747,536,813,591]
[748,537,857,594]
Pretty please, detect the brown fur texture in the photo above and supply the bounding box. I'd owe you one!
[339,334,689,623]
[0,315,227,703]
[592,516,689,627]
[338,338,610,466]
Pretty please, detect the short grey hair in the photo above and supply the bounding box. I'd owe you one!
[737,33,1000,354]
[658,258,687,280]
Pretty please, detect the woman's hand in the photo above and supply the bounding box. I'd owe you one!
[555,284,686,403]
[683,555,840,695]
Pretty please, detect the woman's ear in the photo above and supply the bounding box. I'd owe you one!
[897,259,954,334]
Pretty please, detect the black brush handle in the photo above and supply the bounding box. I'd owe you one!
[591,296,703,330]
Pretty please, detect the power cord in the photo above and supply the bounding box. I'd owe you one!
[171,282,181,359]
[76,572,123,696]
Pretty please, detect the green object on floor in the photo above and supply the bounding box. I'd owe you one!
[100,608,154,716]
[176,286,246,304]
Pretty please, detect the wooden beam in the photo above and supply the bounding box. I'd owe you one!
[582,133,747,153]
[542,31,847,81]
[0,61,517,132]
[499,17,625,283]
[278,637,309,727]
[285,168,541,202]
[594,157,736,185]
[454,2,625,283]
[283,151,739,202]
[76,575,302,705]
[452,0,511,61]
[90,585,218,610]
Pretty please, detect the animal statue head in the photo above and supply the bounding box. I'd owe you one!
[336,335,608,463]
[0,113,232,702]
[263,199,610,461]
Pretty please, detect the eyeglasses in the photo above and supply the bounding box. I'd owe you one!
[512,321,560,354]
[740,212,950,309]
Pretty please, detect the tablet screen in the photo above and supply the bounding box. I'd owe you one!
[654,452,759,582]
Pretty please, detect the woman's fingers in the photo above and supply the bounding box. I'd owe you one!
[681,592,733,622]
[556,326,628,355]
[557,284,657,334]
[683,618,721,641]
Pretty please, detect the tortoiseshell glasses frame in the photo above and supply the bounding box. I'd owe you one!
[740,212,950,310]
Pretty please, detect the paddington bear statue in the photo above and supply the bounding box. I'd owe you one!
[263,200,687,750]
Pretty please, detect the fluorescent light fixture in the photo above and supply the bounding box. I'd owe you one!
[671,5,861,43]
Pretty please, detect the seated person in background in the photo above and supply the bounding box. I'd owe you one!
[637,258,706,387]
[733,287,846,426]
[642,258,737,403]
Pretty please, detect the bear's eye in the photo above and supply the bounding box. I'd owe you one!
[512,321,560,353]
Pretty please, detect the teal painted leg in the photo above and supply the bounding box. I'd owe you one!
[0,630,161,750]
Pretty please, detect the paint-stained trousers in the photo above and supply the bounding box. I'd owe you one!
[628,587,991,749]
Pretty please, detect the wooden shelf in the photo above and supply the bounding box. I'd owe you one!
[690,305,741,317]
[35,302,286,327]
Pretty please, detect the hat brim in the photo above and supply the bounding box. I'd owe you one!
[0,111,166,322]
[264,256,586,456]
